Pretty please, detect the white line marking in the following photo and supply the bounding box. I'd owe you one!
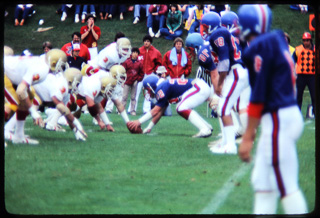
[199,161,252,214]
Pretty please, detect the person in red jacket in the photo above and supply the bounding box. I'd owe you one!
[121,47,144,116]
[148,4,168,38]
[61,32,91,61]
[163,37,192,79]
[128,35,162,114]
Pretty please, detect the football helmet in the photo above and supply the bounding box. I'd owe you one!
[46,49,68,73]
[4,46,14,56]
[238,4,272,40]
[109,64,127,86]
[64,67,83,94]
[185,33,204,62]
[200,12,221,39]
[221,11,240,37]
[100,76,117,98]
[143,75,159,96]
[117,37,132,58]
[302,32,312,40]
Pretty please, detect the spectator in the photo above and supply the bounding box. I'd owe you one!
[40,41,52,61]
[80,5,96,23]
[108,4,126,20]
[163,37,192,79]
[128,35,162,114]
[185,4,209,33]
[133,4,150,24]
[147,4,168,38]
[80,14,101,59]
[211,4,230,16]
[60,4,73,22]
[67,43,87,70]
[73,5,82,23]
[99,5,111,20]
[284,32,295,55]
[121,47,144,116]
[292,32,315,117]
[14,4,34,26]
[61,32,91,61]
[160,4,183,40]
[177,4,192,23]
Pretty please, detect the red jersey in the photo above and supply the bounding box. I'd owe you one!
[80,25,101,48]
[121,57,144,86]
[61,42,91,61]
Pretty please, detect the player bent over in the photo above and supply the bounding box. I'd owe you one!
[127,75,212,137]
[238,4,308,214]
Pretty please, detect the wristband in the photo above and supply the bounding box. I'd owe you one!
[146,121,155,130]
[99,111,110,125]
[120,110,129,123]
[138,111,152,124]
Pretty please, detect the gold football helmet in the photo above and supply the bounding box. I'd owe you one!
[46,49,68,73]
[100,76,117,98]
[109,64,127,86]
[4,46,14,56]
[117,37,132,58]
[64,67,83,94]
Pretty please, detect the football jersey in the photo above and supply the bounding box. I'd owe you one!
[206,26,243,71]
[4,56,49,86]
[95,42,128,70]
[33,72,69,104]
[196,42,217,86]
[155,79,193,108]
[242,30,297,113]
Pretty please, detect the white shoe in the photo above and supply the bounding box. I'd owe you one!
[92,118,98,125]
[208,138,222,148]
[210,143,237,154]
[133,17,139,24]
[45,123,66,132]
[192,128,212,138]
[12,136,39,145]
[120,14,124,20]
[149,28,155,37]
[5,131,13,140]
[75,14,80,23]
[61,12,67,21]
[155,30,161,38]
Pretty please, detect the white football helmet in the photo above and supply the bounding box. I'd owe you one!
[64,67,83,94]
[4,46,14,56]
[100,76,117,98]
[46,49,68,73]
[109,64,127,86]
[117,37,132,58]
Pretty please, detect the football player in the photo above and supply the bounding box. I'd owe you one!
[77,66,120,131]
[4,48,67,144]
[31,67,87,141]
[127,75,212,137]
[200,12,249,154]
[238,4,308,214]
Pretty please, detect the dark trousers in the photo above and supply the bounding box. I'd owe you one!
[296,74,315,114]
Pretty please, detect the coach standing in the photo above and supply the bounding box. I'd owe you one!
[292,32,315,117]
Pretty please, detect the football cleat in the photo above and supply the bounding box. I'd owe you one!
[192,128,212,138]
[5,131,13,140]
[209,143,237,154]
[12,136,39,145]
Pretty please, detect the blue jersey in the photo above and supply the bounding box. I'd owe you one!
[155,79,193,108]
[207,26,243,70]
[242,30,297,113]
[196,42,217,85]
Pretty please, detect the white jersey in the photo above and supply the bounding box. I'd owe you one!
[4,55,49,86]
[33,72,69,104]
[78,70,109,103]
[91,42,128,71]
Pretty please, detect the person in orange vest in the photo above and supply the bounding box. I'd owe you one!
[292,32,315,117]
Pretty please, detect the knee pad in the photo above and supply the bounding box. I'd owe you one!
[56,103,70,116]
[177,109,192,120]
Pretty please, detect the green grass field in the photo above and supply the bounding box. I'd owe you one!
[3,4,316,215]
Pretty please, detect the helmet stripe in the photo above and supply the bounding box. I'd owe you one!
[258,5,267,33]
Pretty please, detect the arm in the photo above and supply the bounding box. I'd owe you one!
[210,68,220,95]
[172,11,183,32]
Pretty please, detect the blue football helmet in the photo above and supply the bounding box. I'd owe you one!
[143,74,159,96]
[238,4,272,39]
[200,12,221,39]
[185,33,204,62]
[221,11,240,37]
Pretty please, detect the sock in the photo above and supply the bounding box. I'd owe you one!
[239,112,248,135]
[224,125,235,146]
[188,110,207,131]
[281,190,308,214]
[219,117,226,145]
[254,191,279,214]
[120,110,129,123]
[5,113,17,133]
[14,120,25,139]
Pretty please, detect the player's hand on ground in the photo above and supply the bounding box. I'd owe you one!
[238,137,253,163]
[127,120,143,134]
[143,128,152,134]
[73,128,87,141]
[34,117,44,128]
[106,124,115,132]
